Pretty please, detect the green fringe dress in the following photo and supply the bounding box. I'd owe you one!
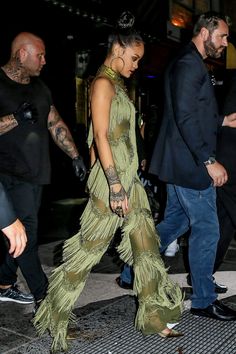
[33,64,183,352]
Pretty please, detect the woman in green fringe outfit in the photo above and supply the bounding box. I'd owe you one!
[33,11,184,352]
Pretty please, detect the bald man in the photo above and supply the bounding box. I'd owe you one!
[0,32,86,309]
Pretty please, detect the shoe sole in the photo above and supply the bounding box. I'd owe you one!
[187,283,228,294]
[0,297,34,304]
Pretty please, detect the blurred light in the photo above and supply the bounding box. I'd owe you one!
[171,16,185,27]
[226,42,236,69]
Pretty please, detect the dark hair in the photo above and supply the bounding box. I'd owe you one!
[193,11,231,36]
[107,11,143,52]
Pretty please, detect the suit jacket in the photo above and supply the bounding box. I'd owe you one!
[149,42,224,190]
[0,181,16,229]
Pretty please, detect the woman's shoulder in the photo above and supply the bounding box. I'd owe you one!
[91,75,116,99]
[92,75,115,91]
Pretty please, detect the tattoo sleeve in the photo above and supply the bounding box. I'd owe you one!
[48,106,78,158]
[0,115,18,136]
[104,165,120,186]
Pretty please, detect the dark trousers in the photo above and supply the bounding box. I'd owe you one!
[0,174,48,301]
[214,185,236,273]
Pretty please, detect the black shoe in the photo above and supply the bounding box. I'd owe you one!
[0,285,34,304]
[115,277,133,290]
[33,299,43,315]
[190,300,236,321]
[213,281,228,293]
[186,274,228,294]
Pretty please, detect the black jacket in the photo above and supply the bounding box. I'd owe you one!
[149,42,224,190]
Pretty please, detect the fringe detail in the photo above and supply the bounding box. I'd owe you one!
[81,207,121,242]
[33,231,106,352]
[116,232,133,265]
[133,251,184,332]
[117,203,158,266]
[135,290,183,332]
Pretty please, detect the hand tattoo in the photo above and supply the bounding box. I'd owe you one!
[105,165,120,186]
[110,185,126,203]
[0,115,18,135]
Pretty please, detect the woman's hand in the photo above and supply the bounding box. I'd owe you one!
[110,183,128,217]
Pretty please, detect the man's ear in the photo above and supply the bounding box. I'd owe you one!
[200,27,210,41]
[19,47,28,62]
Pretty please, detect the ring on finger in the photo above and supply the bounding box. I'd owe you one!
[115,206,122,214]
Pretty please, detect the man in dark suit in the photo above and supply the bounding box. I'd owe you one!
[149,12,236,321]
[0,181,27,258]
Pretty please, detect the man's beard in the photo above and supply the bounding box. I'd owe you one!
[204,37,224,59]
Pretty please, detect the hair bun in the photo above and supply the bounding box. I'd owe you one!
[117,11,135,30]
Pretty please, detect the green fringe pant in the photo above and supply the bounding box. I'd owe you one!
[33,179,183,352]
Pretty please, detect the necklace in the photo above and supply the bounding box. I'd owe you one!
[97,64,127,92]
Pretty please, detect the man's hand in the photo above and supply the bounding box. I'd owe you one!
[14,102,37,124]
[2,219,27,258]
[72,156,87,181]
[222,113,236,127]
[206,161,228,187]
[140,159,147,171]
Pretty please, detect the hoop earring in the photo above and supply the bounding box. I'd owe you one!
[109,55,125,72]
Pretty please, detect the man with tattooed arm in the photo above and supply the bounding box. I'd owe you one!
[0,32,86,311]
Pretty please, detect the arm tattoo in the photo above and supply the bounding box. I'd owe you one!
[0,115,18,136]
[48,106,78,158]
[48,107,61,129]
[54,126,75,155]
[105,165,120,186]
[110,185,126,203]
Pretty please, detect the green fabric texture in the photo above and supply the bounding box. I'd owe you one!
[33,65,183,352]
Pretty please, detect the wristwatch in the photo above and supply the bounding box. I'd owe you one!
[204,157,216,166]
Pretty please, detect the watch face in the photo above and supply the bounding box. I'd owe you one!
[209,157,216,164]
[204,157,216,165]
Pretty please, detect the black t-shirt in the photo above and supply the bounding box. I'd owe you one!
[0,69,53,184]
